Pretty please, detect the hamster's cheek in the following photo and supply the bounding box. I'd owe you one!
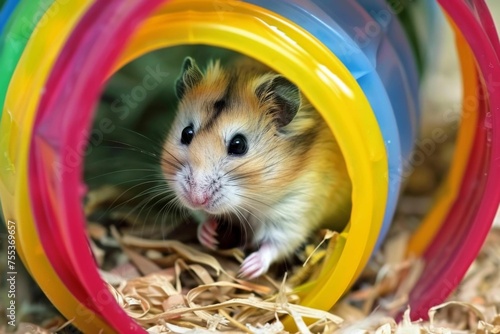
[218,183,243,209]
[172,171,191,207]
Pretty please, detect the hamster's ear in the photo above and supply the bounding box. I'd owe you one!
[175,57,203,99]
[256,75,300,128]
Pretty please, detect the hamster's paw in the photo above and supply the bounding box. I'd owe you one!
[238,250,273,279]
[197,218,219,250]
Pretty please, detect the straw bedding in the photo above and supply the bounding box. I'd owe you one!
[8,179,500,333]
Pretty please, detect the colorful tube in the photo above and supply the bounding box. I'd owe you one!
[0,0,499,332]
[406,0,500,320]
[33,1,386,330]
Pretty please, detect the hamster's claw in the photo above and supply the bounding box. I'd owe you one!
[238,250,272,279]
[197,218,219,250]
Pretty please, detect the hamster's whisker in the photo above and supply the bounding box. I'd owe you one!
[133,187,176,212]
[101,140,160,159]
[103,138,162,155]
[114,126,165,152]
[233,170,313,185]
[235,202,266,226]
[95,182,173,219]
[234,209,254,245]
[232,204,253,224]
[146,196,175,238]
[161,196,190,227]
[227,203,254,237]
[226,171,265,182]
[159,160,183,172]
[114,180,170,199]
[130,195,171,238]
[159,157,184,171]
[158,178,177,183]
[101,139,183,170]
[234,192,274,211]
[101,175,160,186]
[226,160,291,181]
[85,168,161,181]
[111,191,174,223]
[220,193,257,231]
[92,179,165,210]
[159,194,186,221]
[235,198,266,215]
[153,169,177,183]
[230,209,251,245]
[85,156,161,169]
[221,159,255,177]
[123,187,177,224]
[161,149,185,169]
[238,201,276,227]
[175,198,191,220]
[104,194,162,228]
[94,176,171,190]
[135,197,165,235]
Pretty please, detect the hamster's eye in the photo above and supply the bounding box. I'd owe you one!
[181,125,194,145]
[228,134,248,156]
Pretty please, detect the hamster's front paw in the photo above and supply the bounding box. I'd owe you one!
[238,248,273,279]
[197,218,219,250]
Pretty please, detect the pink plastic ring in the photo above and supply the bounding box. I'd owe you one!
[407,0,500,320]
[29,1,165,332]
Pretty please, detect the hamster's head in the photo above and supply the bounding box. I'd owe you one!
[161,57,306,216]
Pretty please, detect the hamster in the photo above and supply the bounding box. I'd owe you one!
[161,56,352,279]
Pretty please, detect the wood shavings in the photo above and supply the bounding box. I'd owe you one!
[247,320,285,334]
[116,232,223,276]
[396,308,425,334]
[95,228,344,331]
[2,323,52,334]
[122,247,164,276]
[83,185,500,333]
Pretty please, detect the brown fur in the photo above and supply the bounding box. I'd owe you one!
[161,56,352,276]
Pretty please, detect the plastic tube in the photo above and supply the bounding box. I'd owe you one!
[406,0,500,320]
[1,0,498,331]
[23,1,387,331]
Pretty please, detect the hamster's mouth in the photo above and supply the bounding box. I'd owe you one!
[197,199,223,215]
[179,191,223,214]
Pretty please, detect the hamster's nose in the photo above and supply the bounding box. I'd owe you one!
[190,192,210,207]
